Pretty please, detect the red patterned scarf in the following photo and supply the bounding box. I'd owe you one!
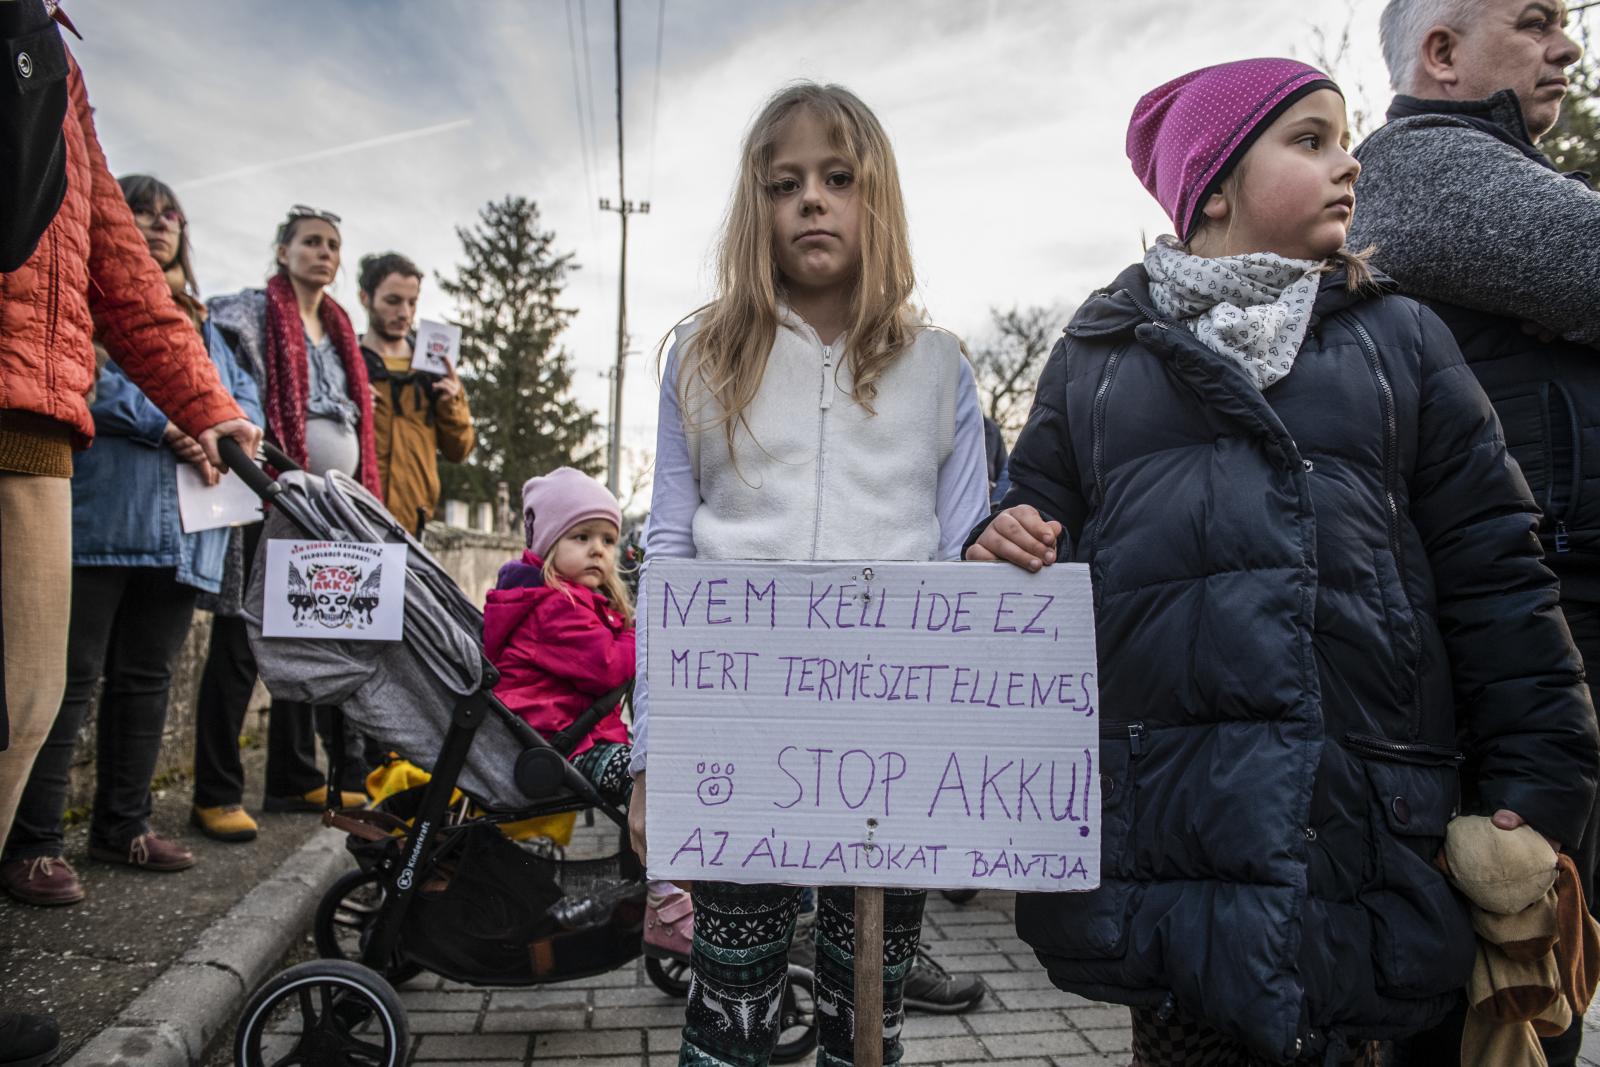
[262,272,382,495]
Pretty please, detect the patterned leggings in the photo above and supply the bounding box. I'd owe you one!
[680,881,925,1067]
[571,741,634,807]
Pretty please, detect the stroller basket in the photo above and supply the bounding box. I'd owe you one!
[393,823,644,986]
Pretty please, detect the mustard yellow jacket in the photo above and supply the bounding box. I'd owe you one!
[362,345,475,534]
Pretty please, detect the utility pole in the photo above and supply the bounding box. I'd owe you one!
[600,0,648,497]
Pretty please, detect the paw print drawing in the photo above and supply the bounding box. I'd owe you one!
[696,761,735,806]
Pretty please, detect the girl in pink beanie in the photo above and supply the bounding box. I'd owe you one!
[967,58,1596,1065]
[482,467,693,957]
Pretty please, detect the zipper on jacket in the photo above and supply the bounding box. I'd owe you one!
[1543,380,1583,552]
[44,227,60,395]
[1348,317,1423,682]
[810,342,833,556]
[1100,719,1147,756]
[1343,731,1464,768]
[1085,346,1127,555]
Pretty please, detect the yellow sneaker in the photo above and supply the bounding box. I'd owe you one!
[190,804,259,842]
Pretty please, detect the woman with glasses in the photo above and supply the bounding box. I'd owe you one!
[193,206,383,840]
[0,175,265,904]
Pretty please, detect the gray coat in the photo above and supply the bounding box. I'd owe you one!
[1350,92,1600,595]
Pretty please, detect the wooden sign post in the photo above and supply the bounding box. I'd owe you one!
[853,885,885,1066]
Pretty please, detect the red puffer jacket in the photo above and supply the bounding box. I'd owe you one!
[0,51,240,446]
[483,552,634,757]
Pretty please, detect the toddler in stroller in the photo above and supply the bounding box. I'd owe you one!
[485,467,694,961]
[221,445,767,1066]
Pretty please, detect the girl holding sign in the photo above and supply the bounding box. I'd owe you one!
[969,59,1598,1064]
[636,83,989,1066]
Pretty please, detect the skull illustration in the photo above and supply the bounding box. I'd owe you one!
[308,565,360,628]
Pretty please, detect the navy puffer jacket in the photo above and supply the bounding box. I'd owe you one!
[982,264,1598,1063]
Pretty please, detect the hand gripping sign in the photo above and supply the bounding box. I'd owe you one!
[642,559,1101,893]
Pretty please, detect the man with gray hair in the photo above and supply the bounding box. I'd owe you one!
[1350,1,1597,1062]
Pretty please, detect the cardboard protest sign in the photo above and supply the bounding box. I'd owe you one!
[643,559,1100,892]
[411,319,461,376]
[262,540,408,641]
[176,465,263,532]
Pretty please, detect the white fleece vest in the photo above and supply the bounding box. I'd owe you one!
[679,312,960,561]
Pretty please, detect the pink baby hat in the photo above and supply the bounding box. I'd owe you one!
[1127,58,1340,240]
[521,467,622,559]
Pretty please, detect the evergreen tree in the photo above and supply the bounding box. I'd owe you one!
[436,196,602,509]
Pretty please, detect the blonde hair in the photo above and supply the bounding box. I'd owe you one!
[671,82,922,447]
[541,533,635,625]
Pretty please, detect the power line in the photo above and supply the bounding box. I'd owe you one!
[578,0,605,191]
[563,0,597,214]
[646,0,666,200]
[601,0,650,497]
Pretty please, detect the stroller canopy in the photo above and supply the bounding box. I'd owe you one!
[245,470,539,810]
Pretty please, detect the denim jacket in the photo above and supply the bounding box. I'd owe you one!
[71,319,264,591]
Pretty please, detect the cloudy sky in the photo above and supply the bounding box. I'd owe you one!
[70,0,1396,494]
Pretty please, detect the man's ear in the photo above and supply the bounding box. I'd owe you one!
[1419,26,1461,88]
[357,289,371,313]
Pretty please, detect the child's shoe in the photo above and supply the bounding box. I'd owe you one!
[644,889,694,961]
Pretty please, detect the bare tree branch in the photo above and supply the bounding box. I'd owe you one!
[969,304,1069,444]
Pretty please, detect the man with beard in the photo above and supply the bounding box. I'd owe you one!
[357,253,475,535]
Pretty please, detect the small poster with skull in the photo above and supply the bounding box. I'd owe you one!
[411,319,461,377]
[262,539,408,641]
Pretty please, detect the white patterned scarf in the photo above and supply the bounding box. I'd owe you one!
[1144,235,1322,391]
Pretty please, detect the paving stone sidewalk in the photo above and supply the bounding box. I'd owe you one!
[387,886,1128,1067]
[239,812,1600,1067]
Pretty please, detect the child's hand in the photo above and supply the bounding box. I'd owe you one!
[1491,808,1562,853]
[965,505,1063,572]
[629,771,648,865]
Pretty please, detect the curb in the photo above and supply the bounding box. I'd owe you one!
[66,826,353,1067]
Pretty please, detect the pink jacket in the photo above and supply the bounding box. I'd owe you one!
[482,551,634,756]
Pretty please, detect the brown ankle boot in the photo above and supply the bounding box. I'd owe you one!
[0,855,85,906]
[89,831,194,872]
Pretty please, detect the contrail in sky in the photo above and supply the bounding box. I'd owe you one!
[177,118,474,190]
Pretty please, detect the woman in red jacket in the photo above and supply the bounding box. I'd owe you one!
[483,467,691,961]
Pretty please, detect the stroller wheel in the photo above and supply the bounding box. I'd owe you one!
[941,888,980,905]
[234,959,408,1067]
[645,954,693,997]
[314,868,425,985]
[771,964,818,1064]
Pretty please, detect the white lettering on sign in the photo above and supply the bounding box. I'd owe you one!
[644,559,1100,892]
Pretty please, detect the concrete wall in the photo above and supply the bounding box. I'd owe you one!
[63,523,523,813]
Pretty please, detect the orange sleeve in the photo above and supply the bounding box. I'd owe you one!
[72,56,243,438]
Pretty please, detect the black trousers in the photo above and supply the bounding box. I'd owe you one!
[1391,597,1600,1066]
[4,566,197,858]
[191,523,369,807]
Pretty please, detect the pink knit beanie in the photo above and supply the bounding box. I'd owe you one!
[1127,58,1340,240]
[521,467,622,559]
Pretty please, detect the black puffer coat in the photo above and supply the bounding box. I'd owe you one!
[982,265,1598,1063]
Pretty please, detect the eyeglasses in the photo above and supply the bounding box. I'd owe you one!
[285,204,342,227]
[133,206,185,228]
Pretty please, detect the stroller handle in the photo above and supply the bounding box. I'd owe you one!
[217,436,281,503]
[261,441,301,473]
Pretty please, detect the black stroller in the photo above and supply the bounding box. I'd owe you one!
[219,443,816,1066]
